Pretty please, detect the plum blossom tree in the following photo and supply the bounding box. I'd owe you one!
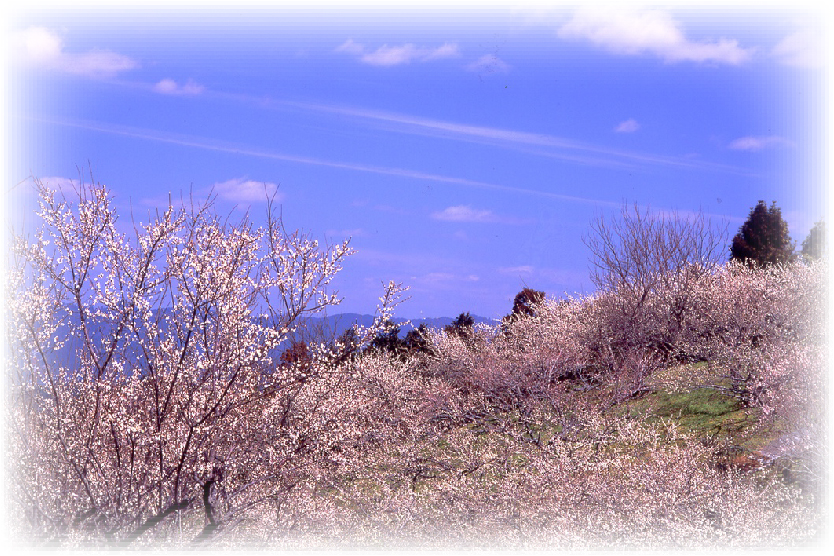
[6,178,406,546]
[582,203,728,374]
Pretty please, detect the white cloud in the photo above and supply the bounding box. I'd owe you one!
[466,54,511,74]
[498,265,535,277]
[154,78,205,96]
[558,8,753,65]
[336,39,459,66]
[65,50,137,76]
[326,228,367,238]
[39,176,80,191]
[727,136,786,151]
[335,38,365,56]
[363,44,423,66]
[431,205,531,225]
[432,205,495,222]
[419,272,480,285]
[11,26,138,77]
[425,43,460,61]
[211,178,281,202]
[772,29,824,68]
[615,119,640,133]
[15,26,62,63]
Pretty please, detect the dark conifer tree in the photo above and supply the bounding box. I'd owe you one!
[444,312,475,337]
[730,200,795,266]
[801,220,826,260]
[502,288,546,325]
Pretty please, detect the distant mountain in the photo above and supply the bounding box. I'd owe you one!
[286,313,498,341]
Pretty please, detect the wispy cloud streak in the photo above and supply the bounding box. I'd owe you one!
[33,116,615,207]
[154,78,205,96]
[281,100,752,175]
[336,39,460,66]
[80,80,752,176]
[615,119,640,133]
[728,136,788,151]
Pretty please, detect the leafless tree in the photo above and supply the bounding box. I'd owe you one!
[585,203,728,299]
[583,203,728,357]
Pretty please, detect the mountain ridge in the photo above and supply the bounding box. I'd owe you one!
[288,312,498,340]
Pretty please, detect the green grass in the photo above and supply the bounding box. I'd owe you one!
[619,386,757,437]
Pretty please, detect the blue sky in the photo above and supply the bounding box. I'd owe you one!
[5,3,829,319]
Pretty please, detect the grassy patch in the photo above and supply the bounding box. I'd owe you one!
[614,363,761,444]
[655,388,757,435]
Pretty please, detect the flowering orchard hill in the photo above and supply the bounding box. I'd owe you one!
[5,180,827,549]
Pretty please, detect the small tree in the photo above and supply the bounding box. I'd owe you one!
[801,220,826,260]
[507,288,545,321]
[730,200,795,266]
[403,323,432,355]
[444,312,475,337]
[280,340,313,368]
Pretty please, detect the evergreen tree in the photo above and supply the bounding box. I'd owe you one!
[368,321,404,355]
[403,323,433,355]
[444,312,475,337]
[730,200,795,266]
[503,288,545,324]
[801,220,826,260]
